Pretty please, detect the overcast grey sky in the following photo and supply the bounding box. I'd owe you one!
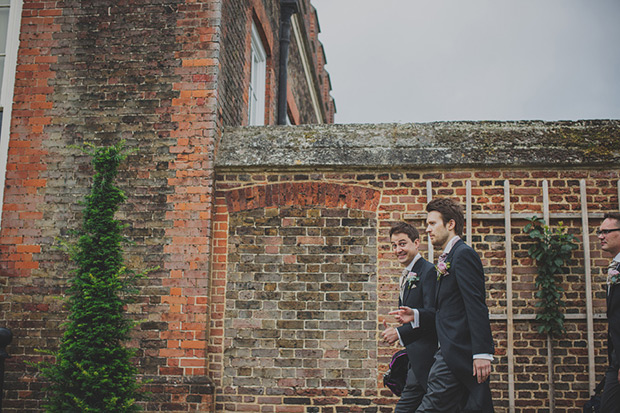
[311,0,620,124]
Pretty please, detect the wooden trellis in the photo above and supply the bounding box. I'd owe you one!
[405,179,620,412]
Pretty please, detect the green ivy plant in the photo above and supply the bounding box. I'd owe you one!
[523,216,578,337]
[40,143,146,412]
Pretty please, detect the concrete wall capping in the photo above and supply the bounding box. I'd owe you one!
[217,120,620,169]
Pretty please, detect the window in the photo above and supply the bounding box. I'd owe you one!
[0,1,8,99]
[248,22,266,126]
[0,0,17,105]
[1,0,22,133]
[0,0,23,227]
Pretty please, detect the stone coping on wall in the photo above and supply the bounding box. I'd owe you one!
[217,120,620,169]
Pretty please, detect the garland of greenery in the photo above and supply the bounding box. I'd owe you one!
[523,216,578,337]
[40,143,145,412]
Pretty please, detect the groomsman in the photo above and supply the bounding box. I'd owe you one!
[599,212,620,412]
[381,222,437,412]
[394,198,494,412]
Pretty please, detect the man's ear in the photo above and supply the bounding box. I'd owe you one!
[446,219,456,232]
[413,238,420,248]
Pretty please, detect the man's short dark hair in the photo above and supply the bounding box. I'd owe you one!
[389,222,420,243]
[604,212,620,225]
[426,198,465,237]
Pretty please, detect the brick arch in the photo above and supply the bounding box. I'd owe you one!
[223,182,381,213]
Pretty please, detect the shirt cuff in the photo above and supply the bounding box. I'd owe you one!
[395,328,404,347]
[473,353,494,361]
[410,309,420,329]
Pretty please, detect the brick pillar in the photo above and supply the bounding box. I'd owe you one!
[1,0,222,411]
[0,0,59,409]
[146,0,222,410]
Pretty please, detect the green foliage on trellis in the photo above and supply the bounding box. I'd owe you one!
[524,216,578,338]
[40,143,145,412]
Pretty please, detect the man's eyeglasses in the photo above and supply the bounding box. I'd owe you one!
[596,228,620,236]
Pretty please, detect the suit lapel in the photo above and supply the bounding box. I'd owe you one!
[403,258,424,303]
[402,278,411,304]
[608,261,620,311]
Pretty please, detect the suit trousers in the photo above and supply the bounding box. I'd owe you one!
[415,349,467,413]
[601,350,620,413]
[395,366,425,413]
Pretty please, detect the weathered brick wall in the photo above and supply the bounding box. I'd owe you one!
[211,121,620,412]
[227,206,376,384]
[212,170,616,412]
[1,0,221,411]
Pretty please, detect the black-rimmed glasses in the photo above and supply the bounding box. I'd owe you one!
[597,228,620,236]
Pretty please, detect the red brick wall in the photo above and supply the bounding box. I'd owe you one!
[1,0,221,411]
[212,170,618,412]
[1,1,63,409]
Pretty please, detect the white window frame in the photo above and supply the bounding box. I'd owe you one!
[0,0,24,228]
[0,0,20,110]
[248,22,266,126]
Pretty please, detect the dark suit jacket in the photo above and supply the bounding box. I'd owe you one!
[608,261,620,367]
[396,257,438,389]
[432,239,494,412]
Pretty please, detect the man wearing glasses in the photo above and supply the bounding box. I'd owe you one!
[600,211,620,413]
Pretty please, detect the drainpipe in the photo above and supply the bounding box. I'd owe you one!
[277,0,299,125]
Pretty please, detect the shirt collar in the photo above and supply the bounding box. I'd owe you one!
[405,253,422,272]
[442,236,461,256]
[613,252,620,263]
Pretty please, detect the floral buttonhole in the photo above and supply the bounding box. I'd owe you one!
[436,261,450,281]
[609,268,620,285]
[406,272,419,289]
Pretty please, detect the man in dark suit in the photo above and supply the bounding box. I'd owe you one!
[381,222,437,412]
[600,211,620,412]
[394,198,494,412]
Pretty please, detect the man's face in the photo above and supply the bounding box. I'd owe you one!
[426,210,454,249]
[599,217,620,256]
[391,232,420,267]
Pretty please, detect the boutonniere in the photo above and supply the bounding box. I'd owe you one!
[609,268,620,285]
[405,272,419,289]
[436,261,451,281]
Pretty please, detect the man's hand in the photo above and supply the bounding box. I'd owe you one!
[473,358,491,384]
[389,306,415,324]
[381,320,399,345]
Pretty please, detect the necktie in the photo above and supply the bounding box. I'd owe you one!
[400,268,409,300]
[438,253,447,264]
